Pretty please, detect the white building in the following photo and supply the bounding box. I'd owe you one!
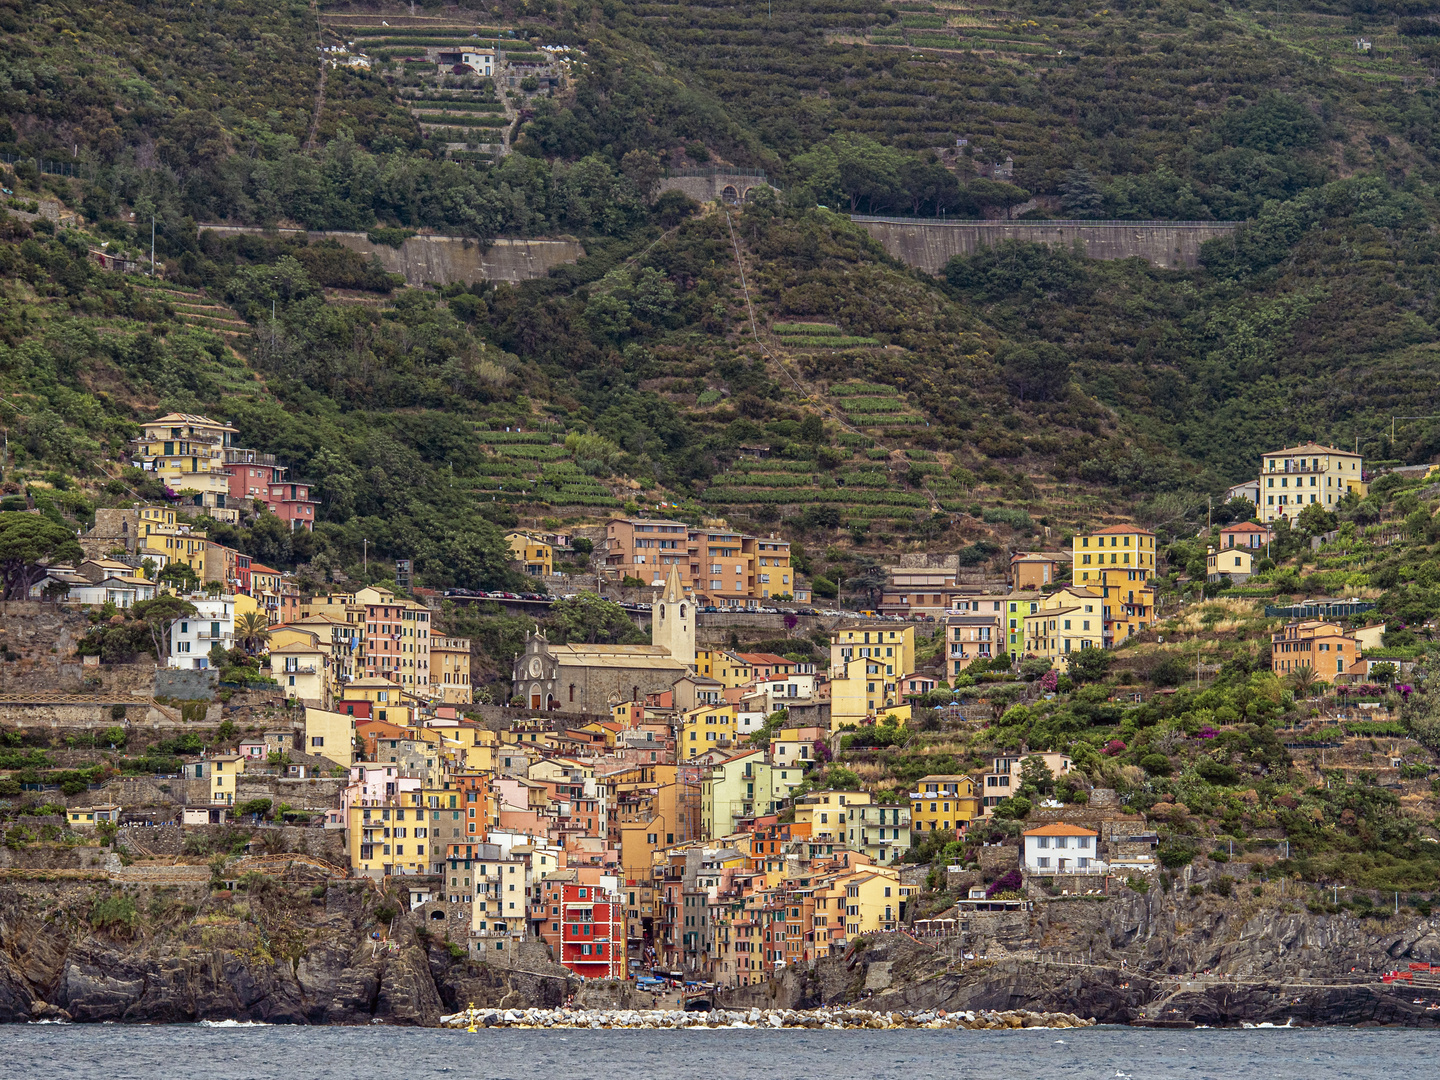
[168,597,236,668]
[1022,823,1100,873]
[461,50,495,75]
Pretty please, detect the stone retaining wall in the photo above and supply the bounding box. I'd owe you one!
[197,225,585,286]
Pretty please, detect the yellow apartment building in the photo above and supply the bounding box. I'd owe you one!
[681,703,736,758]
[1260,443,1366,524]
[506,532,554,576]
[909,774,980,833]
[131,413,239,520]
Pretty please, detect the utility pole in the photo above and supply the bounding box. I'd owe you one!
[363,538,368,573]
[150,214,156,277]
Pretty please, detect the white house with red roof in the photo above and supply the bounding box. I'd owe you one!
[1022,822,1100,873]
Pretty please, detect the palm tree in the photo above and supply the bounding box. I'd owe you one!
[1289,665,1321,700]
[236,611,271,656]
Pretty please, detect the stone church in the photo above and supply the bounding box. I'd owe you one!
[512,565,695,714]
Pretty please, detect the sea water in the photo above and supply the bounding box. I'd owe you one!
[2,1022,1429,1079]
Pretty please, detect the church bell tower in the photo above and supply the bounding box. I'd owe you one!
[651,563,695,669]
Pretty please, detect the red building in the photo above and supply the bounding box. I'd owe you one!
[222,450,320,531]
[542,879,626,979]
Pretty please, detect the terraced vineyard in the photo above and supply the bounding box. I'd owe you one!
[318,14,546,160]
[772,322,880,348]
[827,381,928,432]
[471,430,624,509]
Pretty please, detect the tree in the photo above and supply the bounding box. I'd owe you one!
[1370,661,1398,685]
[998,342,1070,403]
[130,595,199,662]
[545,592,646,644]
[1295,502,1337,538]
[158,560,200,593]
[991,795,1031,820]
[1405,666,1440,751]
[1060,167,1104,217]
[1067,647,1112,684]
[1288,665,1321,699]
[236,611,272,656]
[1019,754,1054,796]
[963,178,1031,218]
[0,512,83,600]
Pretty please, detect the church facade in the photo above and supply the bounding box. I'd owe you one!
[511,566,696,714]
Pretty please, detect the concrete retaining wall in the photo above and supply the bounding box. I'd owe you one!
[853,217,1241,271]
[197,225,584,286]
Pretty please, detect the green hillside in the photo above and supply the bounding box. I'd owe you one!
[2,0,1440,591]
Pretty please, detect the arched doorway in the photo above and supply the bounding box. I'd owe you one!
[721,185,739,205]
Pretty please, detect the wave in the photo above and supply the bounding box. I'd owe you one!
[197,1020,273,1027]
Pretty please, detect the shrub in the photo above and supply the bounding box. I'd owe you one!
[1158,842,1196,869]
[1140,752,1173,776]
[91,894,138,935]
[1196,758,1239,785]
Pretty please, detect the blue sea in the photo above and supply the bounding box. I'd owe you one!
[0,1023,1427,1079]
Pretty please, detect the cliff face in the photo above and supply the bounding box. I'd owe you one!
[719,887,1440,1027]
[0,880,573,1024]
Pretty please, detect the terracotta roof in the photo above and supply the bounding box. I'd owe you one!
[1220,521,1270,532]
[1087,525,1155,536]
[1023,823,1098,836]
[1011,552,1062,563]
[1263,443,1359,457]
[734,652,793,666]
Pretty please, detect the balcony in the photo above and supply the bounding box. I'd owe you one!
[224,448,277,466]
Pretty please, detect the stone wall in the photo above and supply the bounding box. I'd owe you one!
[196,225,585,286]
[655,171,776,207]
[235,776,347,811]
[853,217,1241,271]
[154,668,218,700]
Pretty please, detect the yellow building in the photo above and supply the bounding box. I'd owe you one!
[431,635,473,704]
[1260,443,1366,524]
[1094,568,1156,647]
[794,790,872,843]
[1021,599,1104,672]
[1207,546,1254,582]
[681,703,736,758]
[141,528,207,580]
[303,706,358,769]
[829,624,914,680]
[1072,525,1157,585]
[210,753,244,805]
[341,676,414,726]
[824,865,904,941]
[131,413,239,519]
[138,505,177,535]
[506,532,553,576]
[696,649,754,688]
[348,798,430,877]
[909,774,980,833]
[829,658,902,725]
[269,640,330,706]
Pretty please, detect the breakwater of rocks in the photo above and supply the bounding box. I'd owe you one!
[438,1005,1096,1030]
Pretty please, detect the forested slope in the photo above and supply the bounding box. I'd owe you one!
[2,0,1440,589]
